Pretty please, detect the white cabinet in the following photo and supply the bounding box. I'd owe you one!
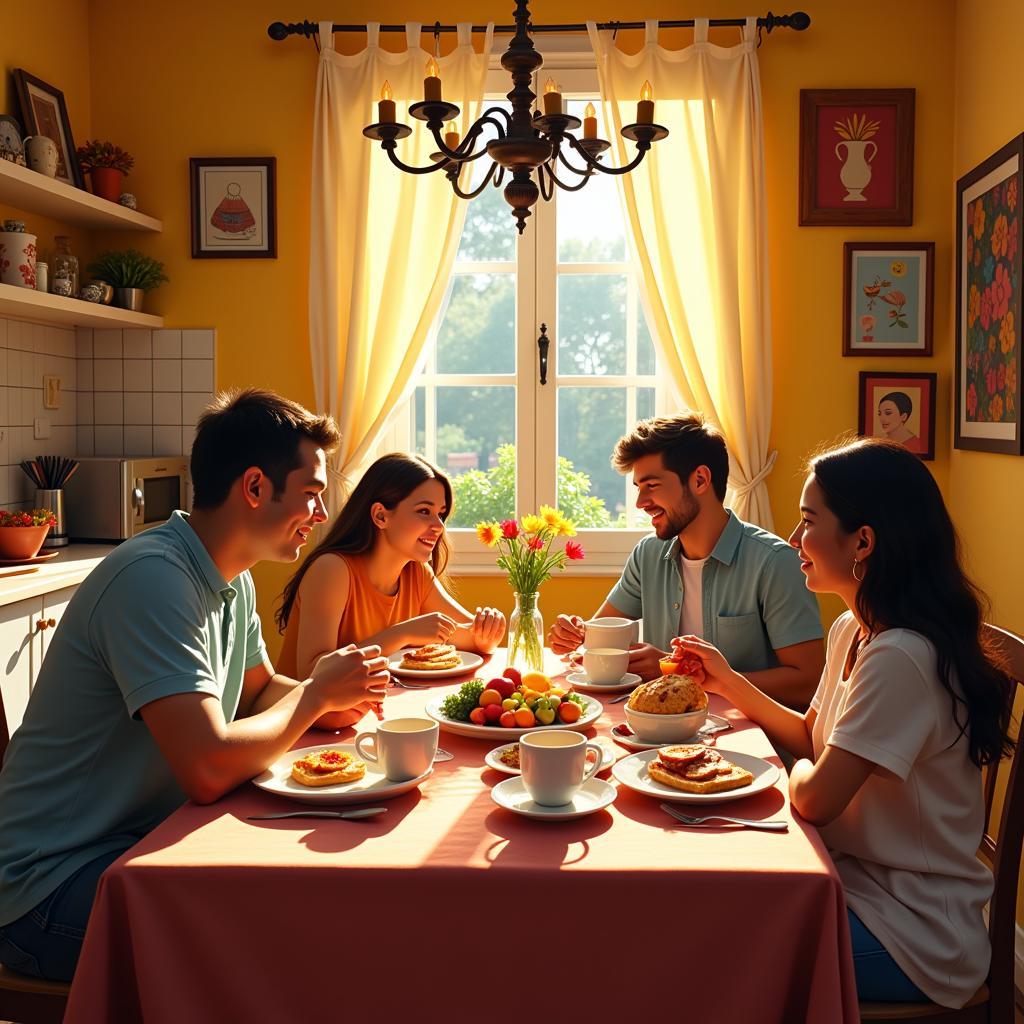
[0,585,78,741]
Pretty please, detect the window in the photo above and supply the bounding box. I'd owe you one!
[382,60,679,572]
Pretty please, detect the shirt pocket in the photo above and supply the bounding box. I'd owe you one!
[714,612,770,673]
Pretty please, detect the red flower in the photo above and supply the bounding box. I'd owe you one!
[564,540,585,560]
[500,519,520,539]
[527,535,544,551]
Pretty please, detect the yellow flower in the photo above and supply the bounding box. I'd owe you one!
[989,394,1004,421]
[476,521,500,547]
[968,284,980,328]
[999,311,1015,354]
[539,505,563,531]
[973,200,986,241]
[521,514,545,535]
[989,335,997,354]
[557,516,577,537]
[889,260,907,277]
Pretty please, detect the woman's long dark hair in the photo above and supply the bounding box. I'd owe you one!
[276,453,453,633]
[810,438,1014,768]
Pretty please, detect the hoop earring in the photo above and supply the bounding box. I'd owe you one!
[852,559,866,583]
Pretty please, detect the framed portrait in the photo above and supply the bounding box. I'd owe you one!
[12,69,82,188]
[858,371,936,461]
[189,157,277,259]
[954,134,1023,455]
[799,89,915,226]
[843,242,934,356]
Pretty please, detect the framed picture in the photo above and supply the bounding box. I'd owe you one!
[843,242,934,356]
[189,157,277,259]
[12,69,82,188]
[858,371,936,461]
[955,134,1023,455]
[799,89,915,226]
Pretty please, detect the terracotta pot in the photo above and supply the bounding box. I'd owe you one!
[0,524,50,560]
[89,167,125,203]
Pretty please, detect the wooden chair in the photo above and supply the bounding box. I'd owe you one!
[859,623,1024,1023]
[0,684,70,1023]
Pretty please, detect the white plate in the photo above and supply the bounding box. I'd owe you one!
[612,747,780,804]
[425,693,602,740]
[609,715,731,752]
[387,649,485,679]
[484,740,616,776]
[490,776,617,821]
[252,743,433,805]
[565,670,641,694]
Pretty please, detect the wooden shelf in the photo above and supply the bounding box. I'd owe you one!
[0,159,162,232]
[0,283,163,328]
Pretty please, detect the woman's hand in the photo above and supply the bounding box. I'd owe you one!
[469,606,505,653]
[670,635,742,697]
[403,612,459,647]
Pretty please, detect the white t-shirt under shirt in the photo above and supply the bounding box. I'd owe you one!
[679,554,708,638]
[810,612,992,1008]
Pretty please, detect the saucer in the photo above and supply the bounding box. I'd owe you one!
[565,670,641,694]
[490,776,617,821]
[0,550,59,567]
[610,715,731,752]
[484,740,616,777]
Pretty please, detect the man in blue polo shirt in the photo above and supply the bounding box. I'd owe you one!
[549,413,824,707]
[0,389,390,982]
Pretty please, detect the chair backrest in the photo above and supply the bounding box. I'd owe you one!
[979,623,1024,1022]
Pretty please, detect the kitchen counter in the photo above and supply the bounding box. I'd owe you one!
[0,544,116,607]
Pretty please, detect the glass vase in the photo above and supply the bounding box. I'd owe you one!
[507,591,544,674]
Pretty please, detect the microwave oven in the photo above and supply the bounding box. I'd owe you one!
[65,456,190,542]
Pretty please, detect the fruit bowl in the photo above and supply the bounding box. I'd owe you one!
[0,523,51,560]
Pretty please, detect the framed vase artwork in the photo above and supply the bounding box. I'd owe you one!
[858,371,936,461]
[189,157,277,258]
[955,134,1023,455]
[799,89,914,226]
[12,69,82,188]
[843,242,934,356]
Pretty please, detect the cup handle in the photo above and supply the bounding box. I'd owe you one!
[583,743,604,782]
[353,732,379,764]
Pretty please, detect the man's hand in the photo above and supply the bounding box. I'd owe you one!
[309,644,390,713]
[548,613,585,654]
[626,642,670,681]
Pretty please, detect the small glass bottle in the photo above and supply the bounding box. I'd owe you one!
[35,260,48,293]
[51,236,78,297]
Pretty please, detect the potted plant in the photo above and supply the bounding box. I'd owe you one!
[75,140,134,202]
[0,509,56,561]
[86,249,167,312]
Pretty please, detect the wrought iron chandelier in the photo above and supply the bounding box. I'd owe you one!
[362,0,669,233]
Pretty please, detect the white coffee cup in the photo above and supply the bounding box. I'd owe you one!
[519,730,603,806]
[354,717,438,782]
[584,616,639,650]
[580,647,629,684]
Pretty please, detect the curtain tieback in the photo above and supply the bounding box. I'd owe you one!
[729,449,777,498]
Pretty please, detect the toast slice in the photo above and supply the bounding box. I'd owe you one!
[291,750,366,787]
[648,757,753,794]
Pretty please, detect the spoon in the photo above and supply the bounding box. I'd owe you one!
[247,806,388,821]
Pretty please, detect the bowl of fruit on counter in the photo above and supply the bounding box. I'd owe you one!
[424,667,602,739]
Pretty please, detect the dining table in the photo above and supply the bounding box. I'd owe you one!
[64,649,858,1023]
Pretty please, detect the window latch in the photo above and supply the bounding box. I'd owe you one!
[537,323,550,385]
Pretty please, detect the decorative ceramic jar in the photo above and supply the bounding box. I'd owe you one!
[51,236,79,296]
[52,274,73,297]
[24,135,58,177]
[0,230,37,288]
[79,282,104,303]
[118,192,138,210]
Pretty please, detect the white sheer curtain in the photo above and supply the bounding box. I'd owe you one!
[588,18,776,528]
[309,21,493,507]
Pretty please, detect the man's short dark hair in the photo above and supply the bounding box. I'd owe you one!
[612,412,730,501]
[190,389,340,509]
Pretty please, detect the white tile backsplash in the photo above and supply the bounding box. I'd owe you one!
[1,318,216,510]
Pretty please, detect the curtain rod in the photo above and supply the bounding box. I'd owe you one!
[268,12,811,41]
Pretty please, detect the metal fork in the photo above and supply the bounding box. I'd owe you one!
[659,802,787,831]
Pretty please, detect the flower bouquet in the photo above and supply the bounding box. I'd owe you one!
[0,508,57,560]
[476,506,584,672]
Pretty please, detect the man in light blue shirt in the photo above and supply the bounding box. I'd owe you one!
[550,413,824,707]
[0,389,390,982]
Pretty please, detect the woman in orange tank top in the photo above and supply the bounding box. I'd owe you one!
[276,454,505,728]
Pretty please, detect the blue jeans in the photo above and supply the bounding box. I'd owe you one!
[0,844,131,983]
[848,908,927,1002]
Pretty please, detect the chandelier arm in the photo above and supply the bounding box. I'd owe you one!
[544,160,594,193]
[538,162,555,202]
[430,117,507,163]
[556,146,598,178]
[450,160,501,200]
[479,106,513,128]
[383,145,453,175]
[565,135,650,176]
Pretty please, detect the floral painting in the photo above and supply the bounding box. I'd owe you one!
[956,135,1024,454]
[844,243,933,356]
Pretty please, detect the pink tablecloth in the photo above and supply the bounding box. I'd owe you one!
[66,653,857,1024]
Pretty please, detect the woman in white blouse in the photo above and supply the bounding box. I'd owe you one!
[674,437,1014,1007]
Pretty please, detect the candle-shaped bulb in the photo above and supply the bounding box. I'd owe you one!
[377,80,396,124]
[424,57,442,102]
[636,80,655,124]
[445,130,461,151]
[542,77,563,116]
[583,102,597,140]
